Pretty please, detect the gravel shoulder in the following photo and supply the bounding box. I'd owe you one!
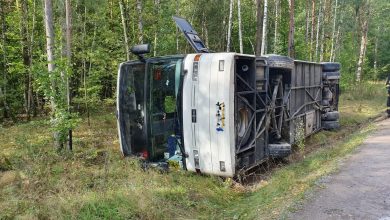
[288,119,390,220]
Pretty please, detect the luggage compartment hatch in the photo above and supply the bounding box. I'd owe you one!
[173,16,209,53]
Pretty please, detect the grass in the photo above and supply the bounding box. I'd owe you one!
[0,81,387,219]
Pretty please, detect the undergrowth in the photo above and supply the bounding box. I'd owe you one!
[0,83,386,219]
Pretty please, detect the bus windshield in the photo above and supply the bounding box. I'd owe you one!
[147,57,183,160]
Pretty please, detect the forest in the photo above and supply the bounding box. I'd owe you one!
[0,0,389,219]
[0,0,389,142]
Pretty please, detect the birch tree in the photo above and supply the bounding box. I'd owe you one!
[261,0,268,55]
[44,0,61,149]
[373,26,379,79]
[237,0,243,53]
[136,0,143,44]
[315,0,322,61]
[227,0,234,52]
[356,2,370,82]
[119,0,130,60]
[310,0,316,61]
[330,0,338,61]
[319,0,326,62]
[273,0,280,54]
[153,0,160,56]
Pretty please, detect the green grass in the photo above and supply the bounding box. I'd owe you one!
[0,82,387,219]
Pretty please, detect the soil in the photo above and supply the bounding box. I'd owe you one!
[288,119,390,220]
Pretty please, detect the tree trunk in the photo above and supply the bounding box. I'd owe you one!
[356,3,369,82]
[119,0,130,60]
[238,0,243,53]
[29,0,36,117]
[288,0,295,58]
[82,6,90,126]
[373,26,379,80]
[136,0,143,44]
[44,0,61,150]
[255,0,263,56]
[0,2,13,120]
[329,0,338,61]
[203,13,209,48]
[305,0,310,45]
[319,0,326,62]
[261,0,268,55]
[310,0,316,61]
[153,0,160,56]
[227,0,234,52]
[65,0,72,151]
[356,19,368,82]
[273,0,279,54]
[333,11,343,62]
[18,0,32,121]
[176,0,179,52]
[315,0,322,61]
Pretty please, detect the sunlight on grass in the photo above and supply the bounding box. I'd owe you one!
[0,82,387,219]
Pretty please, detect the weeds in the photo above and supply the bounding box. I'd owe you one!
[0,86,386,219]
[294,118,305,154]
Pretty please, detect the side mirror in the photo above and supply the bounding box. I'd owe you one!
[130,44,150,56]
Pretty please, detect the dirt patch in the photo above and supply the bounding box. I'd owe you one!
[0,171,19,188]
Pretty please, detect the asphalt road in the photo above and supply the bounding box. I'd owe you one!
[288,119,390,220]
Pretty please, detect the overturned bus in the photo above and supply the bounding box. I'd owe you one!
[116,16,341,177]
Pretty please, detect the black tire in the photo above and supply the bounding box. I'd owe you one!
[322,120,340,130]
[321,62,341,72]
[266,54,294,69]
[321,111,340,121]
[322,71,341,80]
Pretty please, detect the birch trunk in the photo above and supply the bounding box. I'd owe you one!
[330,0,338,61]
[374,26,379,79]
[119,0,130,60]
[273,0,279,54]
[176,0,179,52]
[261,0,268,55]
[238,0,243,53]
[153,0,160,56]
[319,0,326,62]
[203,13,209,48]
[333,12,343,62]
[356,2,370,83]
[136,0,143,44]
[310,0,315,61]
[315,0,322,61]
[227,0,234,52]
[288,0,295,58]
[356,18,368,82]
[44,0,61,149]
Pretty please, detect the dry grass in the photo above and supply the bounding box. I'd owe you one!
[0,82,387,219]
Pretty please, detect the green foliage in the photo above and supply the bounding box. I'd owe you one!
[294,117,305,153]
